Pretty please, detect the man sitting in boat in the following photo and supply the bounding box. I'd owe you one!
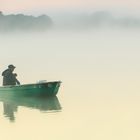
[2,64,20,86]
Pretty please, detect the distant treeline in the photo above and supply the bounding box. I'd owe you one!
[55,11,140,29]
[1,11,140,31]
[0,11,53,31]
[89,11,140,28]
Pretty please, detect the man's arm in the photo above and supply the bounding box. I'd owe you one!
[16,78,20,85]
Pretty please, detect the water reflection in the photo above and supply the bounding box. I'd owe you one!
[3,102,18,122]
[0,96,61,122]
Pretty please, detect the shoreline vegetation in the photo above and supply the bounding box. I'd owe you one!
[0,11,53,32]
[0,11,140,32]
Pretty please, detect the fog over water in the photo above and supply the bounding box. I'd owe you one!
[2,10,140,31]
[0,10,140,140]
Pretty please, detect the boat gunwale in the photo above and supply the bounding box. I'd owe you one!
[0,81,62,89]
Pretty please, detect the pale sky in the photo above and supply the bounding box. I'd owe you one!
[1,0,140,14]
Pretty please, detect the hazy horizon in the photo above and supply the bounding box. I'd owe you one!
[1,10,140,32]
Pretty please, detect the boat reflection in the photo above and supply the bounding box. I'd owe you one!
[0,96,62,122]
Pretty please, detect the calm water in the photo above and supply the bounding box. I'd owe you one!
[0,29,140,140]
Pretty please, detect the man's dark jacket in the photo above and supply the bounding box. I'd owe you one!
[2,69,19,86]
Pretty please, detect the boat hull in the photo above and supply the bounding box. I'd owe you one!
[0,81,61,97]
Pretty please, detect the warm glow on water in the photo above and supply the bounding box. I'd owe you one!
[1,95,140,140]
[0,29,140,140]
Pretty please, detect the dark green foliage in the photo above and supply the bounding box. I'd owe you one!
[0,11,53,31]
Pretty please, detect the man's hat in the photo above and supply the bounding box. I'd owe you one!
[8,64,16,69]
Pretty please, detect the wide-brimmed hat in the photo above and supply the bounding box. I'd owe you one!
[8,64,16,69]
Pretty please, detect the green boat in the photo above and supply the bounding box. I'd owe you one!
[0,81,61,97]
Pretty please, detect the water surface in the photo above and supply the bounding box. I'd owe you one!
[0,29,140,140]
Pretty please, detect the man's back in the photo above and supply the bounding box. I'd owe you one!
[2,69,16,86]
